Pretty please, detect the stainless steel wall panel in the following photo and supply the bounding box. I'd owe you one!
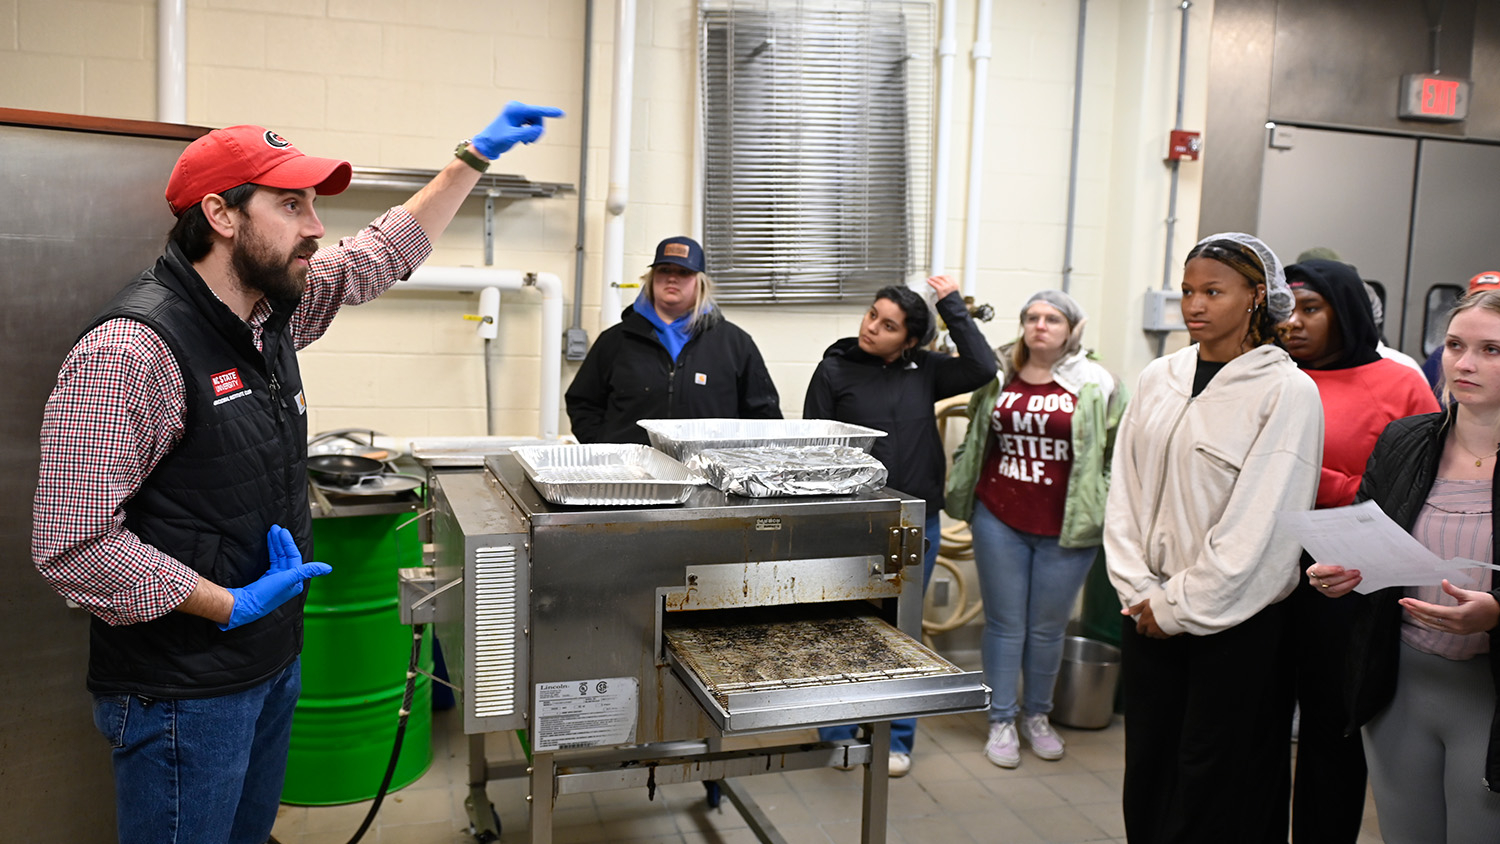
[1268,0,1477,137]
[1200,0,1278,237]
[1202,0,1499,241]
[1255,126,1418,341]
[1400,139,1500,356]
[1,116,201,843]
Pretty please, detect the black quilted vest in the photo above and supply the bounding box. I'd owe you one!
[83,243,312,698]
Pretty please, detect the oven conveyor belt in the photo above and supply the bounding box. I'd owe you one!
[664,612,962,708]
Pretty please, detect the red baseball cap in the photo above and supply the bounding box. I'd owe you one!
[1468,271,1500,293]
[165,125,352,215]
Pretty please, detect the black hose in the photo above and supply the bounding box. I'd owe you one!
[343,624,424,844]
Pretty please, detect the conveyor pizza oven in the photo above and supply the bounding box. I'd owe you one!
[427,453,988,750]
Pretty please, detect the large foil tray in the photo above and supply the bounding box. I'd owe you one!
[691,445,889,497]
[664,609,989,735]
[509,444,699,505]
[638,418,887,463]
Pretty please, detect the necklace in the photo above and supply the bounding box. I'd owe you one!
[1454,436,1500,468]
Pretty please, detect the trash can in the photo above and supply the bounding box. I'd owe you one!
[1051,636,1121,729]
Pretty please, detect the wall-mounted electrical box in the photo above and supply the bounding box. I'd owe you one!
[1143,290,1185,331]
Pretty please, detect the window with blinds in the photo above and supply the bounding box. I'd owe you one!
[699,0,935,304]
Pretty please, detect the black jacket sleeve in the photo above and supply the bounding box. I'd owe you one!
[802,359,837,420]
[564,327,618,443]
[930,292,998,399]
[735,333,783,419]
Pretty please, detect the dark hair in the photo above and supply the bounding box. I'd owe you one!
[873,285,937,349]
[1185,239,1278,348]
[166,182,258,262]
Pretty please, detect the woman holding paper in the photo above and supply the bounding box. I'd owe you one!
[1104,233,1323,843]
[1276,259,1438,843]
[1310,290,1500,843]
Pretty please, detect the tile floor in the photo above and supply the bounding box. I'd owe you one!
[270,703,1389,844]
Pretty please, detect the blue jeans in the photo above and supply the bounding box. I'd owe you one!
[971,501,1095,722]
[820,510,940,755]
[93,659,301,844]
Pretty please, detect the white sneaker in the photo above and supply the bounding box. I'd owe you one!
[888,752,911,777]
[985,721,1020,768]
[1020,713,1065,761]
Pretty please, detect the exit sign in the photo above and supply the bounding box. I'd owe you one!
[1399,74,1471,122]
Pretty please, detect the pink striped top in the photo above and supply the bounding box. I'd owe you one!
[1405,477,1493,659]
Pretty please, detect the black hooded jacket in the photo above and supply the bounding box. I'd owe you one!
[803,292,997,510]
[1284,259,1382,370]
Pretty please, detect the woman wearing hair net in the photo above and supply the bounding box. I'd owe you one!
[944,290,1126,769]
[804,274,997,777]
[1104,233,1324,842]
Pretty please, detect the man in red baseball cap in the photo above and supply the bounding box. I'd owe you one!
[1468,270,1500,293]
[32,100,561,844]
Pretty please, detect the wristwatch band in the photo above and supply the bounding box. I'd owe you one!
[454,140,490,173]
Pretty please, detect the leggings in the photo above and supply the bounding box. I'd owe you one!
[1363,641,1500,844]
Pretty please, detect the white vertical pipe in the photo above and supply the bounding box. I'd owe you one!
[928,0,958,277]
[601,0,638,329]
[402,267,564,440]
[156,0,186,123]
[533,273,565,441]
[1060,0,1089,293]
[960,0,993,297]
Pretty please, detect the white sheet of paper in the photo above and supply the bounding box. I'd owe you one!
[1276,500,1481,593]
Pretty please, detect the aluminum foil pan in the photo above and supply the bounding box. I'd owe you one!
[688,445,888,497]
[638,418,887,463]
[510,444,699,506]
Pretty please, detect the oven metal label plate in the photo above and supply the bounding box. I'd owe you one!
[532,677,639,751]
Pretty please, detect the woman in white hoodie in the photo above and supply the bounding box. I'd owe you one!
[1105,233,1324,843]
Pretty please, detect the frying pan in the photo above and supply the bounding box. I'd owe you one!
[306,454,385,487]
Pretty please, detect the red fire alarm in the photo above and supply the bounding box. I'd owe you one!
[1167,130,1202,161]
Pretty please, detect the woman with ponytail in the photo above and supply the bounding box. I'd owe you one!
[1104,233,1324,842]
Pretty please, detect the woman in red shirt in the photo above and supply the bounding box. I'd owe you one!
[1278,258,1438,842]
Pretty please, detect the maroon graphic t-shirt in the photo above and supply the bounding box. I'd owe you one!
[974,378,1075,536]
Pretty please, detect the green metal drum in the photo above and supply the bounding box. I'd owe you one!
[282,511,433,805]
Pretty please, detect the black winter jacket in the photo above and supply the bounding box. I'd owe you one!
[84,243,313,698]
[803,292,996,510]
[565,307,781,444]
[1347,407,1500,790]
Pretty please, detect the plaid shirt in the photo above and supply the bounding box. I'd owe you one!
[32,207,431,626]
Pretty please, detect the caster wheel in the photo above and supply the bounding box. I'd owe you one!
[469,807,502,842]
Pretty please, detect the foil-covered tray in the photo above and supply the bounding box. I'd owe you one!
[510,444,699,506]
[689,445,888,497]
[638,418,887,462]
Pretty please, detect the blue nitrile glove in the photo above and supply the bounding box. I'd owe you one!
[220,525,332,631]
[470,101,566,160]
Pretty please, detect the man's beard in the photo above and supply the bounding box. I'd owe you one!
[231,221,318,303]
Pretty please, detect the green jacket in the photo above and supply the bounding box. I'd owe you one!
[944,345,1127,548]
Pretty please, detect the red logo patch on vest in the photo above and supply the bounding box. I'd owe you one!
[211,368,244,396]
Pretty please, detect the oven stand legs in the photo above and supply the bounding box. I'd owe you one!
[466,727,893,843]
[464,733,504,842]
[860,721,891,844]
